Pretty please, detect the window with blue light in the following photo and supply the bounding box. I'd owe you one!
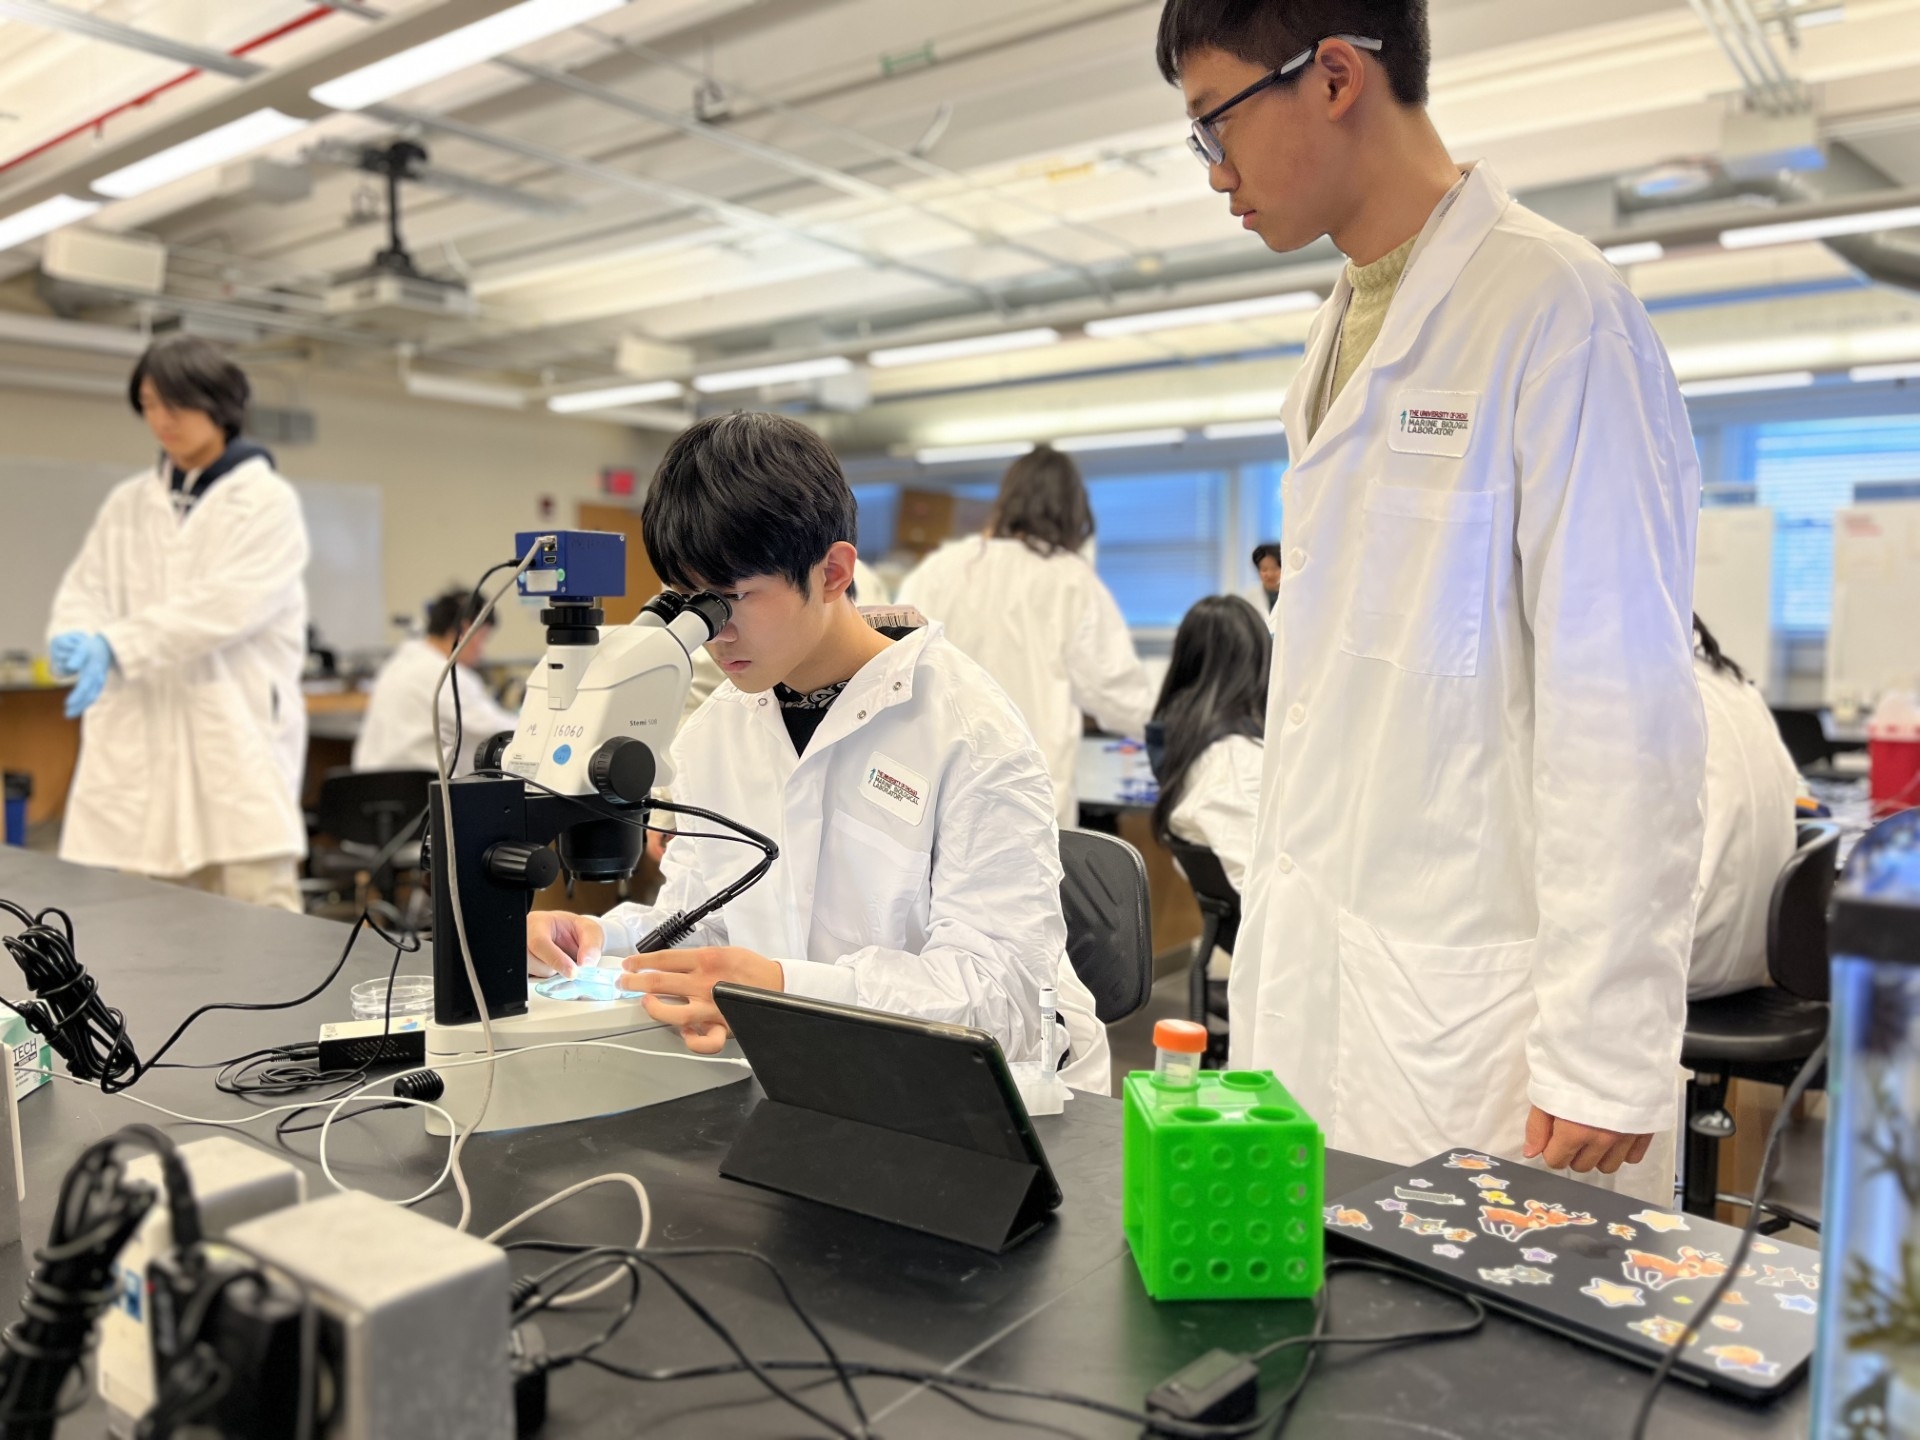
[1085,471,1227,628]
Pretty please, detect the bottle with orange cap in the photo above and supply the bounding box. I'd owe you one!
[1152,1018,1208,1089]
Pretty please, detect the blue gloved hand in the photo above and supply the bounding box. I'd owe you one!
[59,634,113,719]
[48,631,91,676]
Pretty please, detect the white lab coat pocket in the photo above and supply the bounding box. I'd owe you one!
[813,811,931,948]
[1340,484,1495,678]
[1332,910,1535,1159]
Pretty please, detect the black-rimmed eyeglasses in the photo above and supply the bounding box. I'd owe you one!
[1186,35,1384,167]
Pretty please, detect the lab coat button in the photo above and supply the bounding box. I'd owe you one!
[1288,703,1306,725]
[1288,548,1306,570]
[758,697,768,708]
[858,709,867,719]
[1276,853,1295,874]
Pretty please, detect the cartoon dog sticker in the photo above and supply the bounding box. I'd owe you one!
[1324,1205,1372,1231]
[1445,1152,1499,1171]
[1399,1213,1474,1243]
[1706,1345,1781,1379]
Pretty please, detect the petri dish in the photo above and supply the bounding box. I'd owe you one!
[351,976,433,1020]
[533,969,636,1004]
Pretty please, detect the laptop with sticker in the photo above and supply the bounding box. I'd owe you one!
[1327,1152,1817,1399]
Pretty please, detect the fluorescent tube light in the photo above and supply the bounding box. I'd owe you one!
[1054,427,1189,452]
[692,356,853,393]
[312,0,624,111]
[1678,371,1817,398]
[405,372,526,409]
[1601,240,1665,266]
[1720,204,1920,250]
[93,109,310,199]
[1085,291,1320,338]
[0,195,100,251]
[914,441,1035,465]
[1202,418,1288,440]
[1850,361,1920,383]
[869,328,1060,369]
[547,380,685,413]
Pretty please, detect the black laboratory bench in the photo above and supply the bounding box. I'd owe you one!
[0,848,1808,1439]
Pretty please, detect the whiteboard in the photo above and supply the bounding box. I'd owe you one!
[1828,500,1920,710]
[1693,505,1774,696]
[0,456,384,658]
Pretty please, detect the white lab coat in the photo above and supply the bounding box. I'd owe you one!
[46,456,310,876]
[599,622,1111,1093]
[1228,164,1705,1200]
[353,637,519,777]
[1690,657,1800,999]
[851,557,890,606]
[1167,734,1263,894]
[898,536,1152,828]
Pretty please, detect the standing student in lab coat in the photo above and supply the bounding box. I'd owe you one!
[1158,1,1705,1199]
[1151,596,1271,894]
[46,335,310,911]
[354,587,519,776]
[1690,617,1801,999]
[897,446,1153,828]
[525,413,1110,1091]
[1240,542,1282,619]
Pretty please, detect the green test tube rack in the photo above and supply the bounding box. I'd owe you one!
[1122,1070,1325,1300]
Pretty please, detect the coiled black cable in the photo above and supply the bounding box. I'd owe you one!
[0,1126,194,1439]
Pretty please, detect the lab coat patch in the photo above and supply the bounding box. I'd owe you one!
[861,752,929,826]
[1389,390,1477,457]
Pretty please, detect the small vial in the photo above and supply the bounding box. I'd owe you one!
[1153,1018,1208,1088]
[1038,984,1058,1073]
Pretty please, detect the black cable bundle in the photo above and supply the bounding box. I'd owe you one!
[0,903,138,1091]
[0,1126,194,1439]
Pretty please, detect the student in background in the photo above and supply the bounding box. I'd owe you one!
[1690,616,1802,999]
[355,587,518,775]
[47,335,309,911]
[1151,596,1272,893]
[897,445,1152,828]
[1241,542,1282,616]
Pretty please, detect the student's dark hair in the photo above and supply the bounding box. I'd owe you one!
[987,446,1095,558]
[1151,595,1272,848]
[643,411,857,597]
[1251,541,1282,567]
[425,587,493,640]
[128,334,251,440]
[1694,613,1746,684]
[1155,0,1431,107]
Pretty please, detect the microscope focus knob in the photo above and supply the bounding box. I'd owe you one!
[484,841,561,891]
[588,737,656,807]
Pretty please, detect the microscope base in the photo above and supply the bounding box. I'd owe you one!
[423,993,749,1135]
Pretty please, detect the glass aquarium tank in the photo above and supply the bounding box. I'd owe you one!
[1816,808,1920,1439]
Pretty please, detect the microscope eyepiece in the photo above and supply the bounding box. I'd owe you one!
[681,592,732,640]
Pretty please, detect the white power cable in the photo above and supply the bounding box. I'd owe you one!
[484,1172,653,1307]
[429,542,541,1231]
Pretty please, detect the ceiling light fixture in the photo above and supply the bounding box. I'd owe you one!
[405,372,526,409]
[1849,360,1920,383]
[0,194,100,251]
[1678,371,1817,397]
[914,441,1036,465]
[691,356,853,393]
[93,109,311,199]
[1720,204,1920,250]
[1085,291,1320,339]
[312,0,625,111]
[1601,240,1666,266]
[1054,427,1189,452]
[1202,418,1289,440]
[869,327,1061,369]
[547,379,685,413]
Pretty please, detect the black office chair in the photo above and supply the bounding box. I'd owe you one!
[306,768,434,918]
[1164,838,1238,1066]
[1679,820,1841,1218]
[1058,828,1153,1024]
[1770,708,1836,771]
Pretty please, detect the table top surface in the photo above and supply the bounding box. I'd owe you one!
[0,846,1809,1439]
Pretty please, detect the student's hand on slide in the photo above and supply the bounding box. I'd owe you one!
[621,947,784,1054]
[1523,1105,1653,1175]
[525,911,604,978]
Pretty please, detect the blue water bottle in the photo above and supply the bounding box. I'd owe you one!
[2,772,27,848]
[1814,809,1920,1436]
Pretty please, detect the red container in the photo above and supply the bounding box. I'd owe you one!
[1871,737,1920,819]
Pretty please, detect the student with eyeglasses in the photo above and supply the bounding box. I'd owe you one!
[1155,1,1705,1204]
